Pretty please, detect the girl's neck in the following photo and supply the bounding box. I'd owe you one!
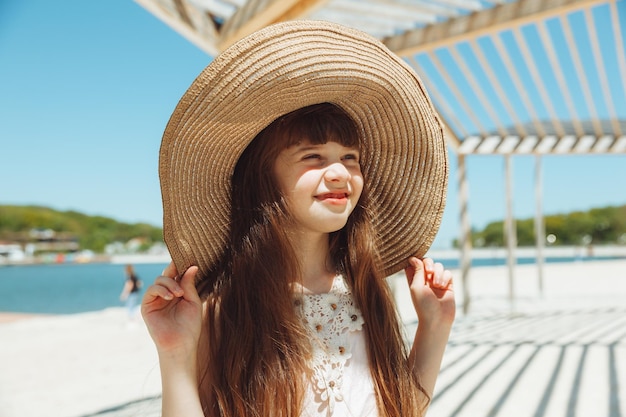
[291,232,336,294]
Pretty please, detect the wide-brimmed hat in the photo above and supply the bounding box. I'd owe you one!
[159,20,448,280]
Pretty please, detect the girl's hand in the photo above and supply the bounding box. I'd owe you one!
[141,262,203,356]
[404,257,456,327]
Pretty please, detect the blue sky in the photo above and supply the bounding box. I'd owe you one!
[1,0,625,249]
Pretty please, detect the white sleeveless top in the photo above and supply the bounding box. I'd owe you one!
[294,275,379,417]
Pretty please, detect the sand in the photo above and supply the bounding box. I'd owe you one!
[0,309,161,417]
[1,259,625,417]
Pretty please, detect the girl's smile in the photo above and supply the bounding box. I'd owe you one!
[274,140,363,235]
[315,192,351,205]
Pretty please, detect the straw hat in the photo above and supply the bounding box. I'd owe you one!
[159,20,448,280]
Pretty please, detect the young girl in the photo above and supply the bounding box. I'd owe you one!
[142,22,454,417]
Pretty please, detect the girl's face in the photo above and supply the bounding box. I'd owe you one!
[273,140,363,236]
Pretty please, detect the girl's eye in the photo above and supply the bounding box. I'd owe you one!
[343,153,359,161]
[303,154,321,160]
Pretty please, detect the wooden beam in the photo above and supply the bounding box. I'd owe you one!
[456,134,626,155]
[134,0,218,55]
[383,0,602,56]
[172,0,193,27]
[218,0,330,51]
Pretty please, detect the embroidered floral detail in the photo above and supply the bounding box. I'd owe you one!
[294,275,365,415]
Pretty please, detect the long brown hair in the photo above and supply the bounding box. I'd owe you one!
[197,103,428,416]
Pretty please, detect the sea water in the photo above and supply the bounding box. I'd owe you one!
[0,255,620,314]
[0,263,168,314]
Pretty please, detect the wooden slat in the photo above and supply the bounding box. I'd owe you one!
[593,135,614,152]
[383,0,600,56]
[612,136,626,153]
[534,135,558,153]
[311,8,419,38]
[491,34,546,137]
[181,1,221,41]
[516,135,539,153]
[218,0,330,51]
[574,135,596,152]
[134,0,219,55]
[328,0,438,24]
[477,136,502,153]
[221,0,246,6]
[190,0,237,19]
[435,0,483,11]
[457,134,626,154]
[274,0,330,21]
[458,136,483,154]
[467,38,528,136]
[218,0,266,44]
[497,136,521,154]
[371,0,460,18]
[447,46,508,137]
[407,56,471,140]
[535,19,584,136]
[511,26,566,137]
[172,0,194,27]
[610,1,626,136]
[585,6,623,136]
[426,51,490,136]
[559,14,603,136]
[553,135,578,153]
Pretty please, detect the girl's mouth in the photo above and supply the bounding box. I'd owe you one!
[316,193,349,204]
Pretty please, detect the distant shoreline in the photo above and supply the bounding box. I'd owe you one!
[2,245,625,267]
[427,244,626,260]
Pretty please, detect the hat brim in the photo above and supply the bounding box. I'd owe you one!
[159,20,448,279]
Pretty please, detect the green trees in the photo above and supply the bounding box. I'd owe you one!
[467,204,626,247]
[0,205,163,253]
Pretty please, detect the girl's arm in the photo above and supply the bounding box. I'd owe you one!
[141,263,205,417]
[404,257,456,399]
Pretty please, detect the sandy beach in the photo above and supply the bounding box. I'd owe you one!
[1,259,625,417]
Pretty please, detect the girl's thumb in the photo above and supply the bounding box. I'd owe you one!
[405,257,425,287]
[180,266,200,301]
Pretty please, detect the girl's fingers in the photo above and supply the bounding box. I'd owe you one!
[162,261,178,278]
[145,266,200,303]
[441,269,454,289]
[179,266,200,303]
[418,257,453,289]
[154,275,184,297]
[143,283,176,303]
[431,262,444,286]
[422,257,435,283]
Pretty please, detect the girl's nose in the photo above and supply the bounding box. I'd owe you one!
[324,162,350,182]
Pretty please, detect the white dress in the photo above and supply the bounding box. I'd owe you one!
[294,275,380,417]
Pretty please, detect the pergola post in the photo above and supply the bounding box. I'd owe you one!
[535,155,545,295]
[458,154,472,315]
[504,155,517,312]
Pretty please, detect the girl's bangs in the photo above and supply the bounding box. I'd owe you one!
[272,103,360,150]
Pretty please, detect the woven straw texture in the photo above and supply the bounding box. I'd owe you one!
[159,20,448,280]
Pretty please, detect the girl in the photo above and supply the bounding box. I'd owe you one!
[142,22,454,417]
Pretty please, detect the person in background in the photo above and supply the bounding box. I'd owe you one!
[120,264,142,321]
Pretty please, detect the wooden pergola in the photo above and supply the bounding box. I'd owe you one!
[135,0,626,313]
